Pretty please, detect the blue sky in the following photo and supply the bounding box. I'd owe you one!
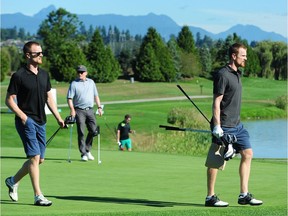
[1,0,287,37]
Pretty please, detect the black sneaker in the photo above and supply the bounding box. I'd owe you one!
[238,193,263,205]
[205,195,229,207]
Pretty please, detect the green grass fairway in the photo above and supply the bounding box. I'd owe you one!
[1,147,287,216]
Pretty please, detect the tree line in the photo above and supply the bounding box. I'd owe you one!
[1,8,287,83]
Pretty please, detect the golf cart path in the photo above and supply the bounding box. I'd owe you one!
[0,95,211,110]
[56,95,212,107]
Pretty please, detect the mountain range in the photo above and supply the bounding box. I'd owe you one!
[1,5,287,43]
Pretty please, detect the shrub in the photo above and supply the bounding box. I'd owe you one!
[275,95,288,110]
[154,108,211,156]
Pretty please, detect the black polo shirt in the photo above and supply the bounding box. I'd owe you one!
[213,65,242,127]
[7,67,51,124]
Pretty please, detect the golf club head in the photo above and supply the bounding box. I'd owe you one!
[65,115,76,125]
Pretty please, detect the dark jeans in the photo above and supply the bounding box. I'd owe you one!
[75,109,97,156]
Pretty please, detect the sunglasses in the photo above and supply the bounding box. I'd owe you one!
[77,71,86,74]
[29,52,43,57]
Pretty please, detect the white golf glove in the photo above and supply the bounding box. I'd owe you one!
[212,125,224,138]
[117,141,121,146]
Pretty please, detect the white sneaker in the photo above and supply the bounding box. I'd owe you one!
[86,152,95,160]
[81,154,88,161]
[5,176,18,201]
[34,194,52,206]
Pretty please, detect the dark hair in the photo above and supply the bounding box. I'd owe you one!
[125,114,131,119]
[228,43,247,58]
[23,41,41,54]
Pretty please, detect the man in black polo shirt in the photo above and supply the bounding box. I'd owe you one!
[5,41,65,206]
[204,43,263,207]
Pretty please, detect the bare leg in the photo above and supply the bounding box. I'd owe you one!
[239,148,253,193]
[13,160,30,184]
[207,167,218,196]
[29,155,42,196]
[13,155,43,196]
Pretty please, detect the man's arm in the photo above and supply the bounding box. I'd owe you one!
[212,93,224,138]
[94,95,102,116]
[67,98,76,117]
[5,93,27,124]
[212,93,223,126]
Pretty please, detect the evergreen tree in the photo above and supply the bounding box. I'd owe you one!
[38,8,86,82]
[119,49,133,78]
[86,29,120,83]
[135,27,176,82]
[176,26,202,78]
[177,26,197,54]
[135,43,163,81]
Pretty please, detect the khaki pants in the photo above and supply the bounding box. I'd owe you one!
[205,143,227,170]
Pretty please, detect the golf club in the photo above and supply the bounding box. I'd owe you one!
[176,85,236,160]
[46,126,62,146]
[177,84,211,124]
[46,115,76,147]
[159,125,210,133]
[64,115,76,163]
[67,124,74,163]
[97,126,101,164]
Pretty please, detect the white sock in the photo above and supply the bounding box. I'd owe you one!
[240,192,248,197]
[206,195,212,200]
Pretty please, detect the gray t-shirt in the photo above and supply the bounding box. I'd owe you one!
[67,78,98,109]
[213,65,242,127]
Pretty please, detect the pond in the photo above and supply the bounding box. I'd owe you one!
[243,119,287,159]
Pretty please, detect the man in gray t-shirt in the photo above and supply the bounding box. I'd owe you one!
[204,43,263,207]
[67,65,103,161]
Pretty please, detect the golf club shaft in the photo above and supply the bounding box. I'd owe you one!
[177,85,211,124]
[98,134,101,163]
[46,126,61,146]
[159,125,210,133]
[67,125,73,162]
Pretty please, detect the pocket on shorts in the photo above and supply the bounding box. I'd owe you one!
[24,117,32,126]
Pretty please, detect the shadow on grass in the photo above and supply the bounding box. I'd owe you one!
[0,200,34,206]
[0,156,73,162]
[47,195,203,208]
[0,156,26,160]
